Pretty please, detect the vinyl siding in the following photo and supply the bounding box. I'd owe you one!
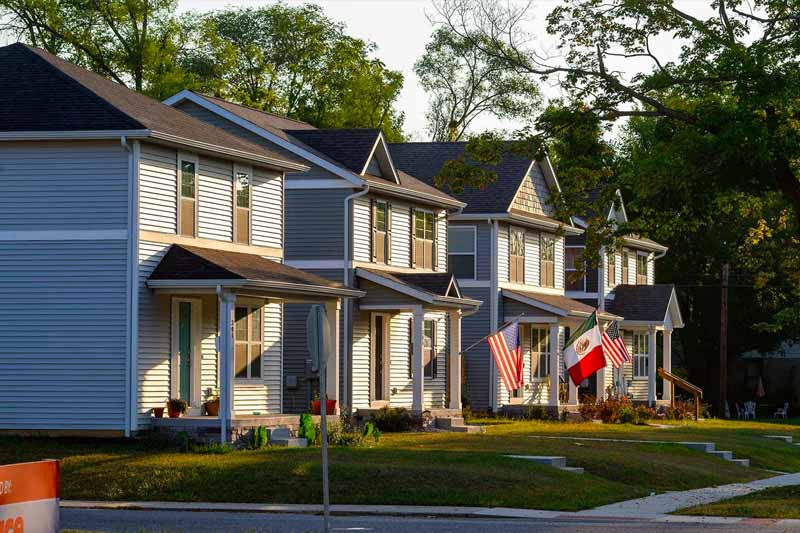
[554,234,565,290]
[251,168,283,249]
[390,203,411,267]
[353,195,371,262]
[437,211,447,271]
[524,230,540,286]
[285,189,347,260]
[497,223,509,283]
[460,286,492,410]
[622,330,649,401]
[0,240,128,430]
[233,300,283,414]
[139,143,177,233]
[197,156,233,241]
[351,312,371,409]
[0,141,128,230]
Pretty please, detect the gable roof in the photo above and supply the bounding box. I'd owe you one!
[502,288,620,320]
[0,43,305,171]
[606,284,683,327]
[356,267,479,309]
[288,128,381,176]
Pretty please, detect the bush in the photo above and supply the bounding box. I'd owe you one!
[618,405,636,424]
[253,426,268,449]
[578,395,597,421]
[580,395,656,424]
[370,407,418,432]
[298,413,317,443]
[190,442,234,454]
[362,421,381,443]
[659,400,697,421]
[634,405,656,424]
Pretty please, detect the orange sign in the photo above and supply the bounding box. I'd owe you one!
[0,460,59,533]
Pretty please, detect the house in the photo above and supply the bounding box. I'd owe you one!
[0,43,362,441]
[389,143,684,411]
[164,91,481,418]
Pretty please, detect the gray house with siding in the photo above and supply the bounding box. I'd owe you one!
[164,91,481,417]
[0,43,361,440]
[389,143,684,411]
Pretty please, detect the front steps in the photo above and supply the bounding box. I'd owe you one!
[505,455,584,474]
[435,417,484,434]
[764,435,794,444]
[678,441,749,467]
[268,427,307,448]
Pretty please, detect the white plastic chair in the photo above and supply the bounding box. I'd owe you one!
[744,401,757,420]
[774,402,789,419]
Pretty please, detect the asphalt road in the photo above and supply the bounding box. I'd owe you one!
[60,508,800,532]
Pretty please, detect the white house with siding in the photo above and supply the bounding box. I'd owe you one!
[164,91,481,419]
[0,43,361,440]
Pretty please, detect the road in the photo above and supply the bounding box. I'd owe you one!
[61,508,800,532]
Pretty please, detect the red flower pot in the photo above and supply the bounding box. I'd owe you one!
[168,405,182,418]
[152,407,165,418]
[311,401,321,415]
[311,400,337,415]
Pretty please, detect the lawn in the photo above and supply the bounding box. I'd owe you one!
[679,485,800,518]
[2,418,797,511]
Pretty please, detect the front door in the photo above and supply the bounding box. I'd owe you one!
[372,314,390,405]
[172,298,201,410]
[178,302,192,402]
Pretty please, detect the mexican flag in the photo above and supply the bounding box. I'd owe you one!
[564,312,606,386]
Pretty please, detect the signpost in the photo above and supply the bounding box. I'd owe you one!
[0,460,59,533]
[307,304,331,532]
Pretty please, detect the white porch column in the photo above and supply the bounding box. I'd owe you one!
[217,289,235,444]
[663,328,673,402]
[596,365,606,401]
[325,299,341,414]
[448,310,462,410]
[648,325,657,406]
[568,380,578,406]
[548,324,560,407]
[411,306,425,414]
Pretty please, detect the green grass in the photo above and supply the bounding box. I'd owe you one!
[3,418,797,511]
[679,485,800,518]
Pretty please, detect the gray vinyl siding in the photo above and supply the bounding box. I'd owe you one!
[460,286,492,410]
[0,141,129,230]
[285,189,348,260]
[251,167,283,249]
[139,143,177,233]
[197,156,233,241]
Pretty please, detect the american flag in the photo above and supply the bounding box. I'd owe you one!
[488,321,524,393]
[601,321,631,368]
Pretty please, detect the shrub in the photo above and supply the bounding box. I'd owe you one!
[253,426,268,449]
[362,421,381,443]
[523,405,550,420]
[578,395,597,421]
[370,407,418,432]
[298,413,317,443]
[634,405,655,424]
[190,442,233,454]
[618,405,636,424]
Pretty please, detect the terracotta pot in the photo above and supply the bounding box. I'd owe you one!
[152,407,165,418]
[168,405,183,418]
[311,400,321,415]
[205,399,220,417]
[325,399,337,415]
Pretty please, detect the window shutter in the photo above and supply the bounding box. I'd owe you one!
[386,203,393,263]
[432,213,438,271]
[408,317,413,378]
[370,199,377,261]
[410,208,416,268]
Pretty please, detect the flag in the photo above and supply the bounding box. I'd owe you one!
[602,321,631,368]
[488,321,524,393]
[564,312,606,386]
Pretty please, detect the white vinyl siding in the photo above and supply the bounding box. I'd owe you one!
[353,195,371,262]
[554,234,565,290]
[139,143,177,233]
[251,168,283,248]
[233,300,282,414]
[497,224,509,283]
[437,211,447,271]
[390,203,411,267]
[524,231,540,287]
[647,253,655,284]
[197,156,234,241]
[351,314,372,409]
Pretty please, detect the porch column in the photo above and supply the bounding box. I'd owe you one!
[568,380,578,406]
[325,299,341,414]
[548,324,559,407]
[648,325,657,406]
[448,310,462,410]
[596,366,606,401]
[217,289,235,444]
[411,306,425,414]
[663,328,673,402]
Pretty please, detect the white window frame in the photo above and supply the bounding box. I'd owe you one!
[413,208,436,270]
[177,152,198,238]
[606,250,617,288]
[447,225,477,280]
[565,245,586,292]
[633,332,649,379]
[636,251,649,285]
[530,326,551,381]
[233,299,264,381]
[233,163,253,245]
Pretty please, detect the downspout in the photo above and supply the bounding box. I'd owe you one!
[121,136,140,437]
[342,183,370,410]
[489,219,499,411]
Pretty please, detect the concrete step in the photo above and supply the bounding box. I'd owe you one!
[436,417,465,430]
[764,435,793,444]
[558,466,585,474]
[708,450,733,460]
[269,437,308,448]
[678,441,716,453]
[449,425,483,434]
[727,458,750,467]
[505,455,567,468]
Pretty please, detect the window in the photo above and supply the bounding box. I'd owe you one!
[372,200,390,264]
[423,319,437,378]
[234,304,262,379]
[621,250,630,284]
[235,170,251,244]
[530,327,551,380]
[633,332,649,379]
[636,253,649,285]
[448,226,476,279]
[607,251,616,286]
[179,159,197,237]
[509,227,525,284]
[413,210,436,269]
[565,247,585,292]
[540,235,555,288]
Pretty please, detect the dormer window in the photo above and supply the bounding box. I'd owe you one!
[412,209,436,270]
[235,168,251,245]
[636,253,648,285]
[621,250,630,284]
[509,227,525,284]
[372,200,391,264]
[179,158,197,237]
[607,251,616,286]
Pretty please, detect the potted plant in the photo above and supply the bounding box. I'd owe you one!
[152,406,165,418]
[311,393,336,415]
[167,398,188,418]
[203,389,220,416]
[311,391,321,415]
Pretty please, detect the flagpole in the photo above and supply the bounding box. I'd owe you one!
[458,313,525,356]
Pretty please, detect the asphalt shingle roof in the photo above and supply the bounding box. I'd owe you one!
[388,142,534,214]
[606,284,676,322]
[287,128,379,175]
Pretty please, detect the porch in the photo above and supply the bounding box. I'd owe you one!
[353,268,481,414]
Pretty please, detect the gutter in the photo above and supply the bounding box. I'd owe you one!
[489,219,499,412]
[366,180,464,210]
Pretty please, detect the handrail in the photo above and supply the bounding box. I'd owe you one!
[658,368,703,419]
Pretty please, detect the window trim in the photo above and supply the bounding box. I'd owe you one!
[632,332,649,380]
[606,250,616,287]
[509,226,526,284]
[447,225,477,280]
[565,245,586,292]
[177,152,198,238]
[621,249,630,284]
[636,251,649,285]
[530,326,551,382]
[233,302,263,381]
[412,208,436,270]
[371,199,390,265]
[233,163,253,245]
[423,318,438,379]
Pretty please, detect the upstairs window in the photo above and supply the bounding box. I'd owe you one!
[636,253,649,285]
[540,235,555,288]
[448,226,476,279]
[234,304,262,379]
[235,170,251,244]
[371,200,390,264]
[565,247,585,292]
[179,159,197,237]
[607,251,616,286]
[621,250,630,284]
[412,210,436,270]
[509,227,525,284]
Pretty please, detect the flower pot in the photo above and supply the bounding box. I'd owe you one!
[205,399,220,417]
[311,400,321,415]
[168,405,183,418]
[152,407,164,418]
[325,399,337,415]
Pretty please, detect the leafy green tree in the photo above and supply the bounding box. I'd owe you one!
[414,27,540,141]
[183,5,405,140]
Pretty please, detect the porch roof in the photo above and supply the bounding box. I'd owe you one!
[147,244,364,299]
[502,288,621,321]
[355,267,482,310]
[606,284,684,328]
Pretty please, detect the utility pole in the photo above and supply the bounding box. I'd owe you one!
[719,263,729,417]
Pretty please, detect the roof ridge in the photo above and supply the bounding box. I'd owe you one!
[198,92,315,128]
[17,44,146,130]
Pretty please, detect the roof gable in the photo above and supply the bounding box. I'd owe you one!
[509,162,555,217]
[363,132,400,184]
[287,128,380,176]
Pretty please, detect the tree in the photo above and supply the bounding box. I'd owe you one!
[414,27,540,141]
[0,0,185,96]
[182,5,405,140]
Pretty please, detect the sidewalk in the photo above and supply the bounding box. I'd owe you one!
[61,471,800,524]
